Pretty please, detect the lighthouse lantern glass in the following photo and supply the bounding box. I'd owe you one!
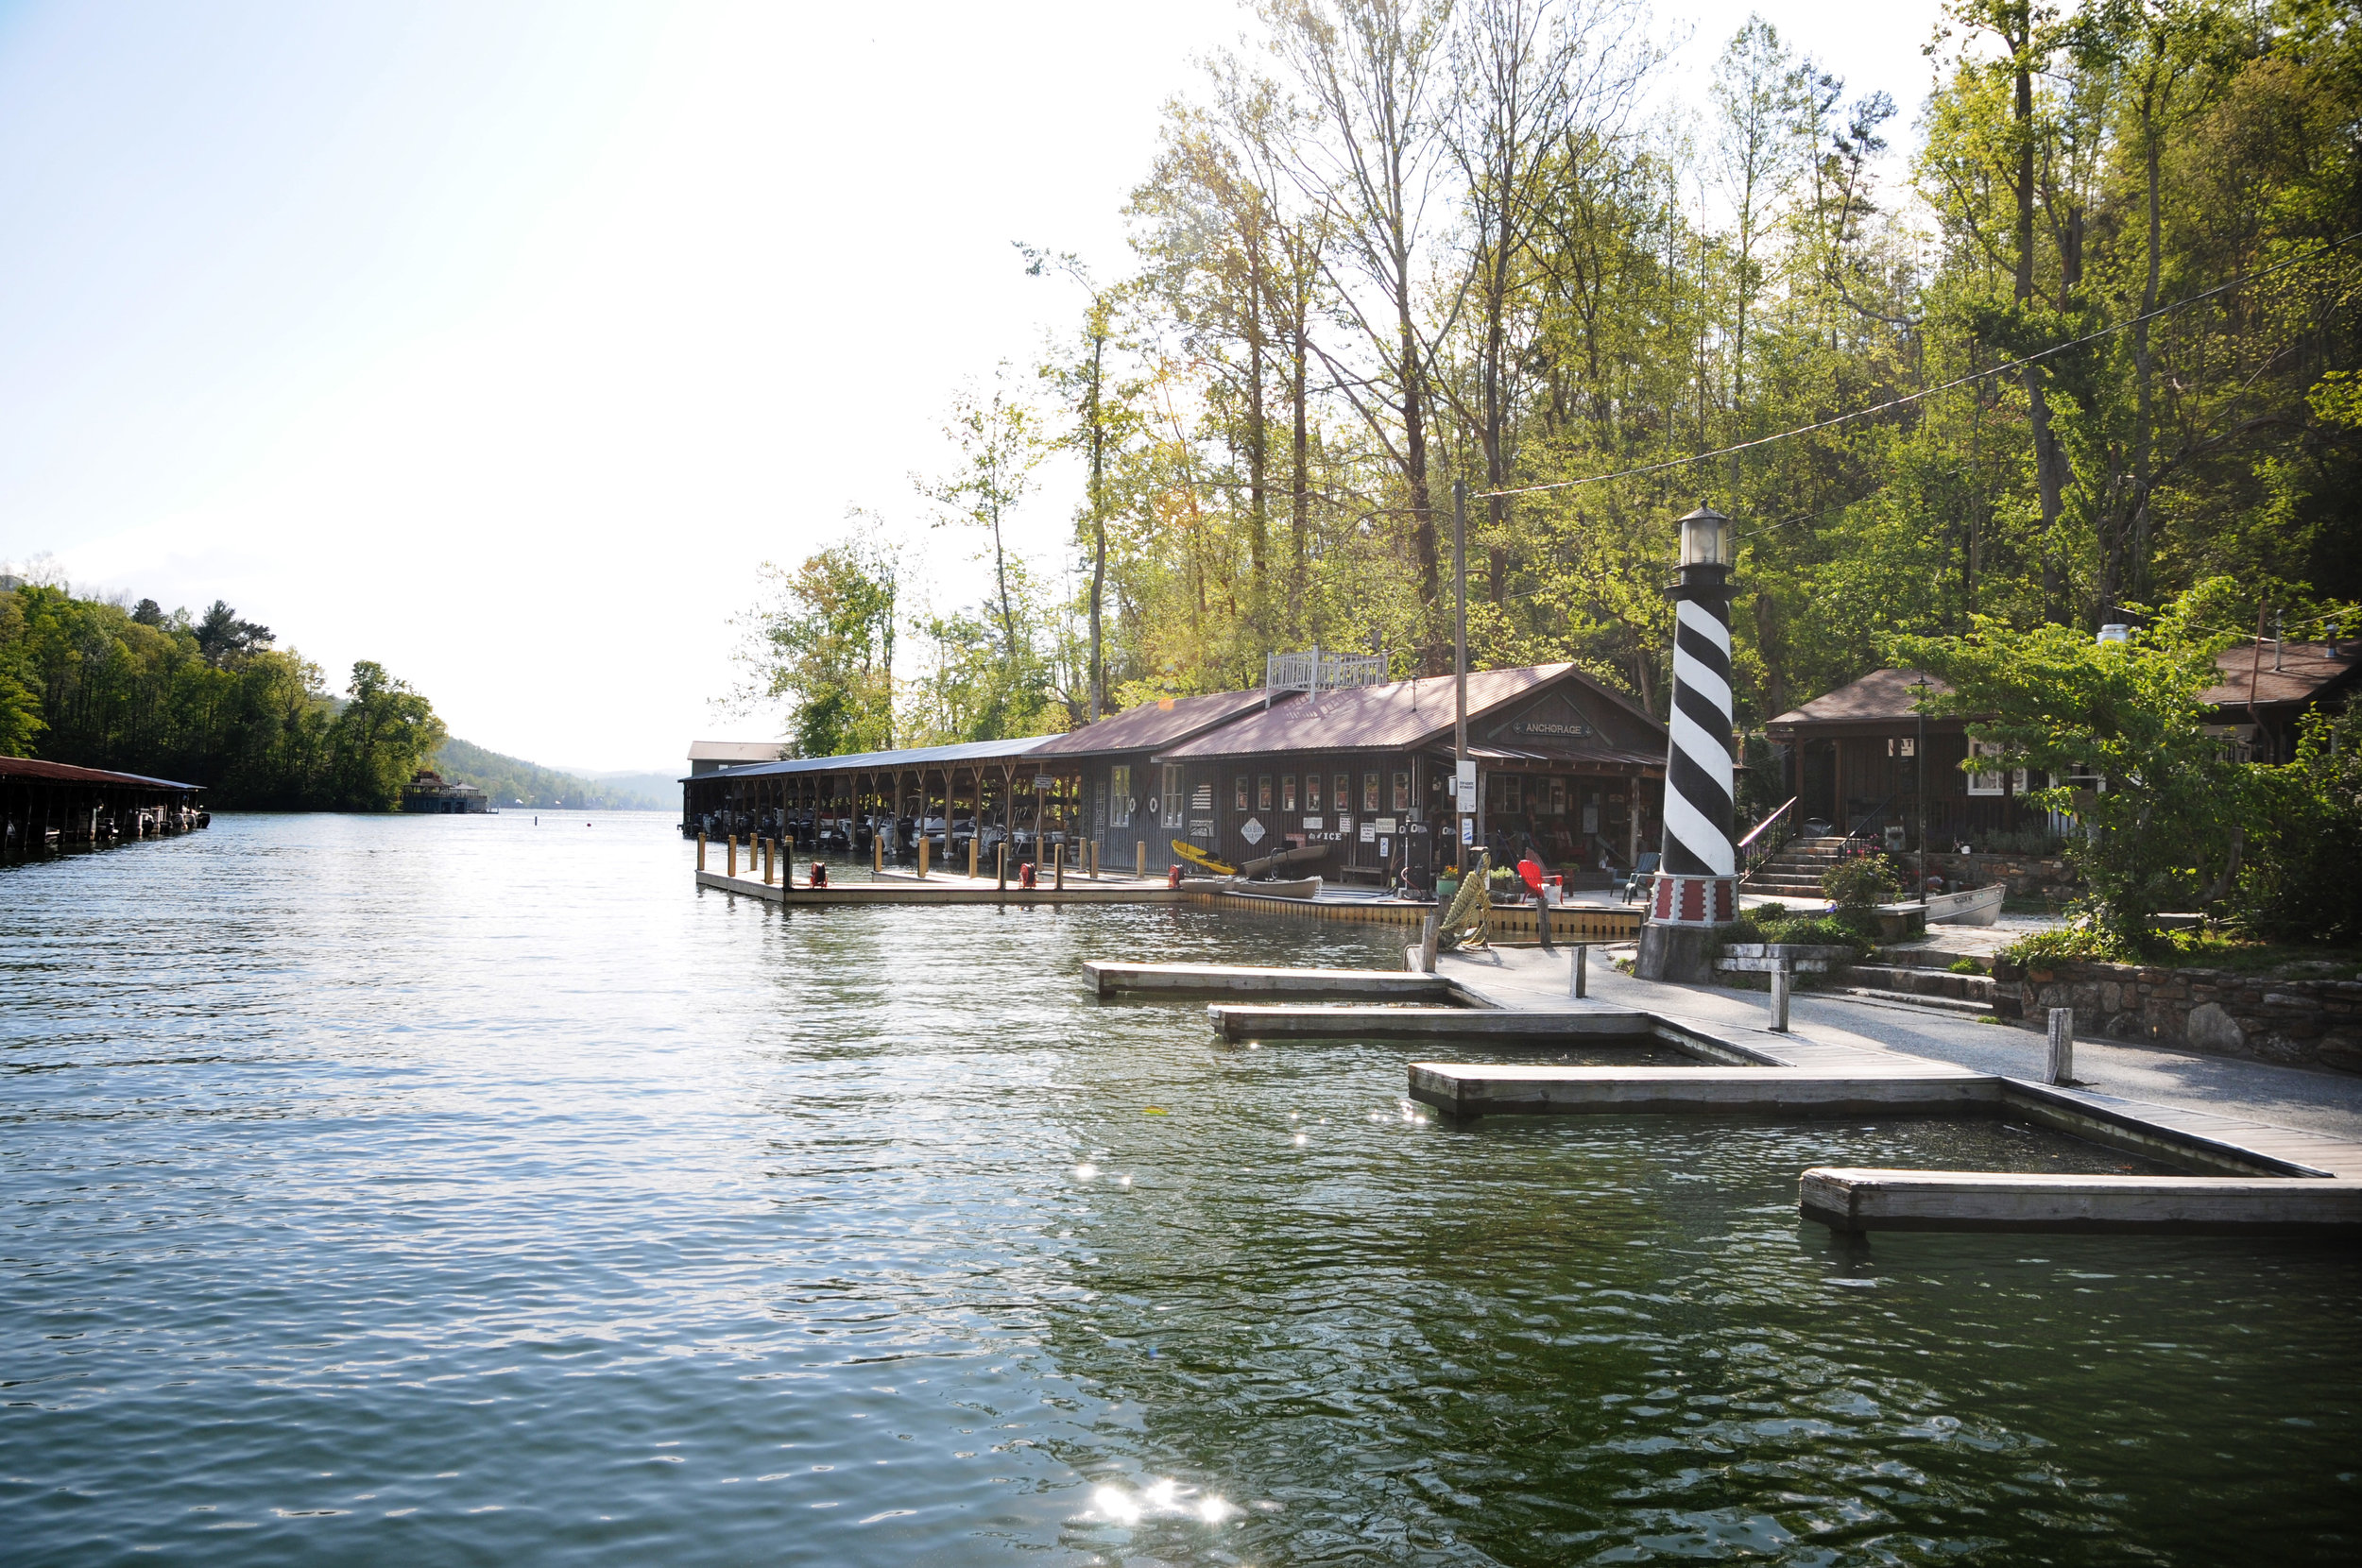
[1679,508,1731,567]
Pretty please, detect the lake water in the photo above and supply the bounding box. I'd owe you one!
[3,812,2355,1565]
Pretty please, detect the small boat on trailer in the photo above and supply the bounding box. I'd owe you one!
[1925,883,2004,926]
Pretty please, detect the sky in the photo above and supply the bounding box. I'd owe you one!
[0,0,1948,775]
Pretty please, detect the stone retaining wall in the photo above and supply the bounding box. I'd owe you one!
[1922,851,2076,898]
[1993,959,2362,1074]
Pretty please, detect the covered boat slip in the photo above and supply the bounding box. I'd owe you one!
[678,736,1084,863]
[2,755,208,855]
[681,659,1673,889]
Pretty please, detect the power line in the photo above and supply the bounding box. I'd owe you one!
[1476,230,2362,502]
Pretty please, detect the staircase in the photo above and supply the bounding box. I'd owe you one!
[1741,836,1852,899]
[1835,947,1998,1019]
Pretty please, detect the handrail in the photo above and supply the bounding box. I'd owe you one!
[1737,796,1797,852]
[1840,793,1897,847]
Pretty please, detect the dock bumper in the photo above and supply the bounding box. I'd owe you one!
[1800,1167,2362,1235]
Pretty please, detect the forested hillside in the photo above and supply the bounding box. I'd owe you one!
[432,739,668,810]
[735,0,2359,752]
[0,577,443,810]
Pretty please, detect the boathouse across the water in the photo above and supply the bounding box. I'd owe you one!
[1,755,208,853]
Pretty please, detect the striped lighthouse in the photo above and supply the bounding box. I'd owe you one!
[1636,505,1737,982]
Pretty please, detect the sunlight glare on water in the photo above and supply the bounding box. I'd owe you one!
[1,812,2356,1565]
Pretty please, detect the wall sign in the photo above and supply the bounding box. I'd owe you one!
[1359,822,1376,843]
[1241,818,1266,845]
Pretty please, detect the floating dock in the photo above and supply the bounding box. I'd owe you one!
[1800,1167,2362,1235]
[694,868,1187,907]
[1086,963,1453,1000]
[1409,1064,1996,1117]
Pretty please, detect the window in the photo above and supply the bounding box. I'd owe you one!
[1234,775,1249,811]
[1392,772,1410,811]
[1306,773,1323,811]
[1162,764,1184,828]
[1281,775,1297,811]
[1336,774,1352,816]
[1968,739,2004,796]
[1549,777,1566,815]
[1362,772,1379,812]
[1258,775,1274,810]
[1109,764,1133,827]
[1499,776,1522,813]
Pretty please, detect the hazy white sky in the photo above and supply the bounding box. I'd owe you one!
[0,0,1946,774]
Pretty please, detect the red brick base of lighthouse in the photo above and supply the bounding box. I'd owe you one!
[1649,873,1737,926]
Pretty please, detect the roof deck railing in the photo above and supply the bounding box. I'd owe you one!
[1263,646,1389,707]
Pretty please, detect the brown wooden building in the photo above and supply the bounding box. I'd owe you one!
[1767,668,2045,850]
[1025,688,1276,872]
[2200,639,2361,761]
[1135,663,1668,884]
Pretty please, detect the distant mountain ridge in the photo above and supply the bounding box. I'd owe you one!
[433,738,669,811]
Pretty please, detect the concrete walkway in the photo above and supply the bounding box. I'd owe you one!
[1437,942,2362,1144]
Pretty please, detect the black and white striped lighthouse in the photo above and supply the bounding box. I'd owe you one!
[1636,504,1737,982]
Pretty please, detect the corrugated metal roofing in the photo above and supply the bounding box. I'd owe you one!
[680,734,1054,783]
[1030,687,1280,757]
[0,755,204,790]
[1153,664,1578,759]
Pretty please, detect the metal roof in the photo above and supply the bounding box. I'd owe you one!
[682,734,1055,783]
[0,755,204,790]
[1153,663,1600,759]
[1029,687,1281,758]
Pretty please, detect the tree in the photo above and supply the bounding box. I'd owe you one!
[1898,580,2254,952]
[731,531,899,758]
[194,600,275,667]
[916,366,1046,669]
[329,661,446,811]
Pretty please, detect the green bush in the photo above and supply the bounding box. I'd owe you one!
[2233,704,2362,945]
[1764,913,1872,952]
[1947,957,1984,975]
[1995,925,2121,966]
[1822,854,1901,911]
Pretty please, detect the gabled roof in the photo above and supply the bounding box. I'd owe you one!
[2202,641,2362,711]
[1030,687,1280,758]
[683,734,1052,783]
[687,740,788,764]
[1153,663,1646,760]
[1767,669,1955,729]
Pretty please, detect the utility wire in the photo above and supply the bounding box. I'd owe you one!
[1476,230,2362,502]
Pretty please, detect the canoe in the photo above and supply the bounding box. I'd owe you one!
[1926,883,2004,926]
[1241,841,1337,878]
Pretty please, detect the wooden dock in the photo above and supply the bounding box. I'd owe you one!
[1800,1167,2362,1234]
[694,869,1188,906]
[1086,963,1453,1000]
[1409,1064,1998,1117]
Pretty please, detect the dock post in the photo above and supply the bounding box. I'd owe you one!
[2046,1007,2075,1084]
[1137,841,1146,879]
[1088,842,1099,880]
[1770,959,1790,1032]
[697,833,707,872]
[1571,944,1588,998]
[969,837,978,879]
[727,836,737,878]
[918,835,929,879]
[996,841,1007,892]
[1054,844,1065,891]
[763,838,774,885]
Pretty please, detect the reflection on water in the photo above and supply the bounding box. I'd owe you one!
[2,813,2355,1566]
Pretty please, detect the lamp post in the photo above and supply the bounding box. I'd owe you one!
[1635,504,1739,983]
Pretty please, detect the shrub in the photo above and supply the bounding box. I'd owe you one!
[1766,913,1872,952]
[1995,925,2121,966]
[2233,704,2362,945]
[1823,853,1901,911]
[1947,957,1984,975]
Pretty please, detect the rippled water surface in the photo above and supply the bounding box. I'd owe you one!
[4,813,2355,1565]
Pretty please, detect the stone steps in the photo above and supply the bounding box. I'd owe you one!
[1830,986,1995,1019]
[1851,963,1997,1006]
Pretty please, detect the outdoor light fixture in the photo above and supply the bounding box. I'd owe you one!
[1677,504,1733,569]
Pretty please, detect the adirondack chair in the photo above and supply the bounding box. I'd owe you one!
[1615,852,1660,904]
